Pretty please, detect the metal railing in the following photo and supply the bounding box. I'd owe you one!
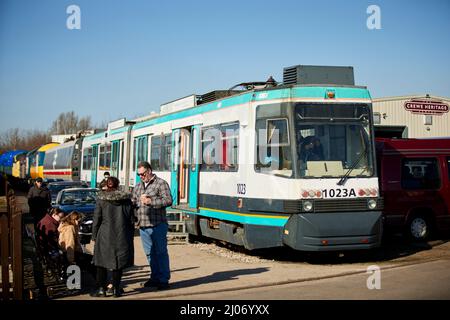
[167,210,188,244]
[0,179,23,300]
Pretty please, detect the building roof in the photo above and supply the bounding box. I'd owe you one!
[373,94,450,103]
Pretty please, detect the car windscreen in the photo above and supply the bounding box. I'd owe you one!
[60,190,98,205]
[49,183,87,194]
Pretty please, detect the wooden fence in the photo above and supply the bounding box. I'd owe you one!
[0,179,23,300]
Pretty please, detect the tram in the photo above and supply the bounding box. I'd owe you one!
[78,65,383,251]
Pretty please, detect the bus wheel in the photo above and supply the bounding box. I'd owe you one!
[406,214,431,241]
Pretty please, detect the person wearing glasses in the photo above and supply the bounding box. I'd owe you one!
[132,161,172,290]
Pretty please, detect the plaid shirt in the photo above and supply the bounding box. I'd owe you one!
[132,174,173,227]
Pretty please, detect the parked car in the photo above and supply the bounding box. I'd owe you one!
[376,138,450,241]
[47,180,89,205]
[53,188,99,244]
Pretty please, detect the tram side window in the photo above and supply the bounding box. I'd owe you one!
[151,134,172,172]
[401,158,440,190]
[82,147,93,170]
[201,125,220,172]
[220,122,239,172]
[255,104,292,177]
[111,143,119,173]
[200,123,239,172]
[133,140,136,171]
[120,141,124,171]
[99,144,111,171]
[163,134,172,171]
[151,136,162,171]
[134,136,148,170]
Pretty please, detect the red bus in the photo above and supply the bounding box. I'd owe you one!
[376,138,450,241]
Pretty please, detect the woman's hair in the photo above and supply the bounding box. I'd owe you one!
[49,207,63,216]
[61,211,83,225]
[106,176,120,191]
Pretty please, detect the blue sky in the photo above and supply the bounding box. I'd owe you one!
[1,0,449,132]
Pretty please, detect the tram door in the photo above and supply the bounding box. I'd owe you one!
[188,125,201,209]
[90,144,99,188]
[171,127,194,207]
[111,140,120,178]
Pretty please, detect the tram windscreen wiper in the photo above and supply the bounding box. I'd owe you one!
[337,147,368,186]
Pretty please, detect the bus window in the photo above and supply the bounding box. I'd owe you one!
[401,158,440,190]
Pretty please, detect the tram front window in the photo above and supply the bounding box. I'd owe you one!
[294,103,374,178]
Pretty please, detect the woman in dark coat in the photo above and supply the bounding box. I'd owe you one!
[91,177,134,298]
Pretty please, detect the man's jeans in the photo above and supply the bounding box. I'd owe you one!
[139,223,170,284]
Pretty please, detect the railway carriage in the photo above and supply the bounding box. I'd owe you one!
[43,139,82,181]
[28,143,60,180]
[80,119,134,188]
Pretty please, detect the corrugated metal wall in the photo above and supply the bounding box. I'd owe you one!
[373,95,450,138]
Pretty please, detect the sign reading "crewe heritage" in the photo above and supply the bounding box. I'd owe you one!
[404,99,449,115]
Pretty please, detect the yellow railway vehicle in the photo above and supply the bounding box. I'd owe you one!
[29,143,60,179]
[12,152,28,179]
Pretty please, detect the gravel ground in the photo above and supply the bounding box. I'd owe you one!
[188,242,273,264]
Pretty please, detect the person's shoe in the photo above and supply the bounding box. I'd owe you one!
[89,288,106,297]
[106,286,114,296]
[157,283,170,291]
[143,279,159,287]
[113,288,123,298]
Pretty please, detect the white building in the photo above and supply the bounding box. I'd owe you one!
[373,94,450,138]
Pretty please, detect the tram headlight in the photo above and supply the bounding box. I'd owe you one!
[367,199,377,210]
[303,200,314,212]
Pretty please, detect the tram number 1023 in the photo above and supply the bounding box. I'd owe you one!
[237,183,246,195]
[322,188,356,198]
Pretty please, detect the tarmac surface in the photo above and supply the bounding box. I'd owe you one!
[61,235,450,300]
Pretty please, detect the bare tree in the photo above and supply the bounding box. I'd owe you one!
[50,111,92,135]
[0,128,50,154]
[1,111,93,154]
[78,116,92,131]
[3,128,23,150]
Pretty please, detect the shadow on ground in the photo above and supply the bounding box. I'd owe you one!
[190,232,450,265]
[129,267,270,295]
